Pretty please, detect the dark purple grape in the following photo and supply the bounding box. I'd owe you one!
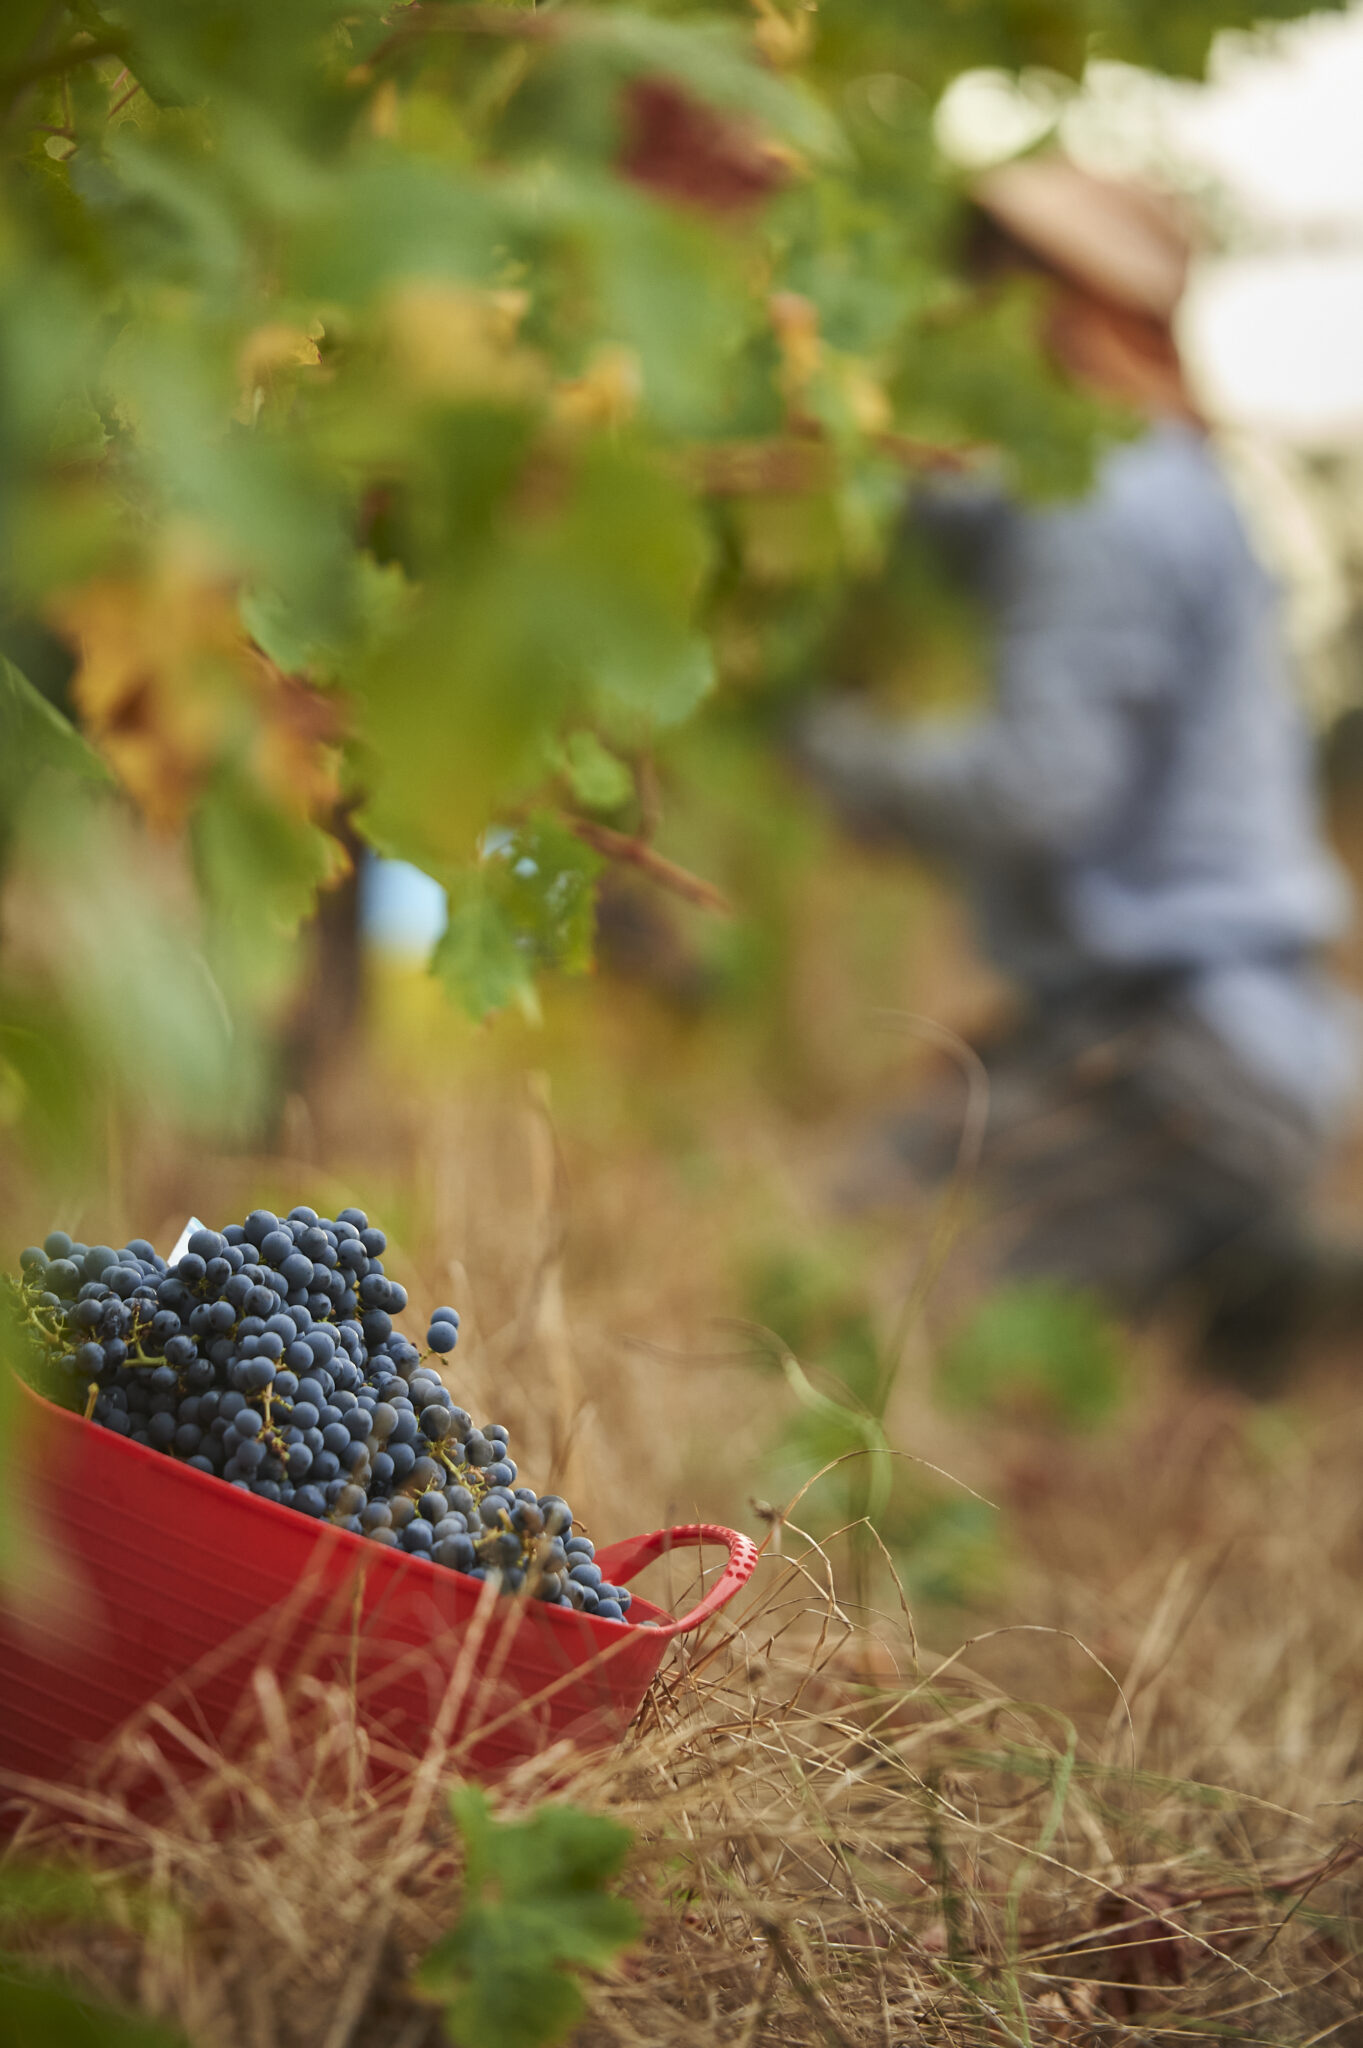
[434,1533,476,1572]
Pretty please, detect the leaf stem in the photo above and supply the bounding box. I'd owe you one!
[566,818,732,915]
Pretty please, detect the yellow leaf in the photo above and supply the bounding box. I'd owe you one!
[552,344,643,431]
[769,290,822,420]
[235,323,323,422]
[385,283,543,404]
[50,537,343,833]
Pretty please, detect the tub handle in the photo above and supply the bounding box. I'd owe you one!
[591,1522,759,1638]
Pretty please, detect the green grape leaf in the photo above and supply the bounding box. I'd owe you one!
[191,772,348,1009]
[0,1962,188,2048]
[241,556,413,682]
[594,631,715,739]
[46,398,108,464]
[1,793,245,1149]
[493,815,604,978]
[431,815,603,1019]
[0,658,108,826]
[290,159,503,303]
[0,0,51,69]
[940,1279,1127,1430]
[537,440,716,741]
[432,886,537,1025]
[559,731,633,814]
[537,172,753,436]
[413,1786,639,2048]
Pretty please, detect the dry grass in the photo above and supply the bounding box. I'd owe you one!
[4,1513,1361,2048]
[5,891,1363,2046]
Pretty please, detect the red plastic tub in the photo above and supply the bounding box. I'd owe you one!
[0,1386,759,1797]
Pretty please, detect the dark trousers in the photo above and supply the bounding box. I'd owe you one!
[895,979,1326,1382]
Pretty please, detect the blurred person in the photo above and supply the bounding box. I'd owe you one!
[795,157,1359,1388]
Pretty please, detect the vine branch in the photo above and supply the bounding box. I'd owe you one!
[566,818,732,915]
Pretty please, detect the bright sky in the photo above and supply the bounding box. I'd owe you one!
[935,5,1363,443]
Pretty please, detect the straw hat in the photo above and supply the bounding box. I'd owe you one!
[972,156,1193,321]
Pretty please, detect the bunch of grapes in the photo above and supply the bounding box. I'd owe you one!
[8,1208,634,1620]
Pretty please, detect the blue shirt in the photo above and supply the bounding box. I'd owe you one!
[802,423,1357,1126]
